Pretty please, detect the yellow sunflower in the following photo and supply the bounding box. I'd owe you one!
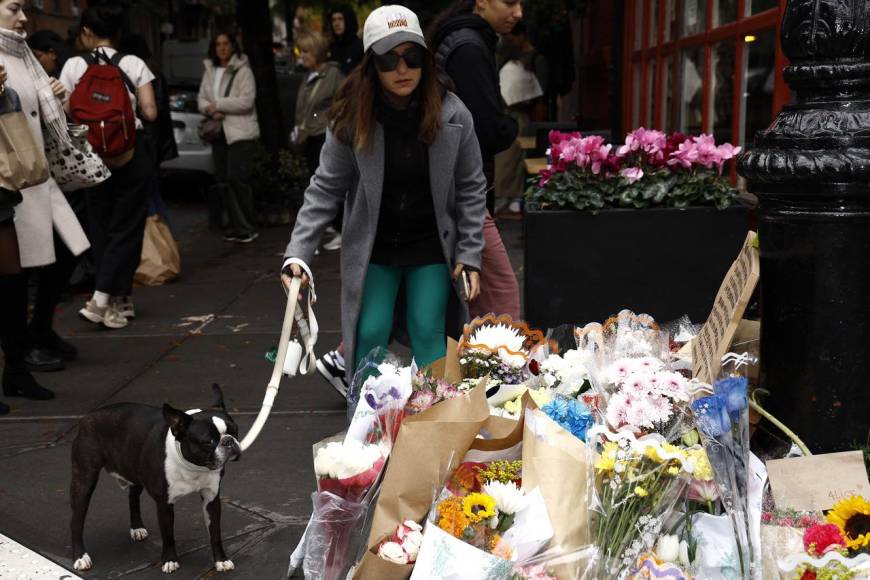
[827,495,870,551]
[462,492,497,523]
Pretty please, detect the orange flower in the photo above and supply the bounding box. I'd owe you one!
[437,497,470,539]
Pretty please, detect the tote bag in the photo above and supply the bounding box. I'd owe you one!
[0,87,50,191]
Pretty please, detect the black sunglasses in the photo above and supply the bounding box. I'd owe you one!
[373,45,425,72]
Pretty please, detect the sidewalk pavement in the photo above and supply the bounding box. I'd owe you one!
[0,199,524,580]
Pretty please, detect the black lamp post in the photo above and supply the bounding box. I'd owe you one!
[738,1,870,452]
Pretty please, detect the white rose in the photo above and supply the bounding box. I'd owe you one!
[678,539,691,567]
[655,534,680,563]
[377,541,409,565]
[402,520,423,532]
[401,530,423,561]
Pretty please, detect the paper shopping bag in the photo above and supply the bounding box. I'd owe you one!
[135,214,180,286]
[0,88,49,192]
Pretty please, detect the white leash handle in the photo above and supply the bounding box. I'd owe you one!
[240,259,316,452]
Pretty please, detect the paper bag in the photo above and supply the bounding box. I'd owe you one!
[352,547,414,580]
[425,337,461,383]
[522,409,589,579]
[355,381,490,580]
[135,215,181,286]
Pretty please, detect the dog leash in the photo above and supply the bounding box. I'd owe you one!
[239,259,317,452]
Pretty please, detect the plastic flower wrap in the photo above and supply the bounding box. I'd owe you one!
[586,427,692,579]
[528,349,592,397]
[313,438,386,504]
[602,368,693,439]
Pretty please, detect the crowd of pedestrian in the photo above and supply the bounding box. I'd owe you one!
[0,0,559,414]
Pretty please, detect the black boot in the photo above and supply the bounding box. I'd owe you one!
[0,400,9,415]
[2,367,55,400]
[29,328,78,362]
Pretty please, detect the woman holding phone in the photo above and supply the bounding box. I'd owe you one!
[282,5,486,380]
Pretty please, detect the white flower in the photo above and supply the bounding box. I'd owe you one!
[313,440,382,480]
[401,530,423,562]
[377,541,409,565]
[655,534,680,563]
[468,323,528,367]
[401,519,422,532]
[482,481,527,515]
[361,362,413,410]
[678,539,691,567]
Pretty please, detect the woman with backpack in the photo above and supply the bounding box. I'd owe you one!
[0,0,91,409]
[197,31,260,244]
[282,5,486,382]
[59,5,159,330]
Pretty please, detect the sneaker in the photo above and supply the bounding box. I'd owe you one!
[316,350,348,398]
[24,348,65,372]
[235,232,259,244]
[79,300,128,329]
[322,232,342,251]
[113,297,136,319]
[223,232,240,242]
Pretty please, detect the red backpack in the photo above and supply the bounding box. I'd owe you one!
[69,50,137,160]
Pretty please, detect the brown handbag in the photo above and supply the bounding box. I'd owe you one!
[198,69,237,143]
[0,87,49,191]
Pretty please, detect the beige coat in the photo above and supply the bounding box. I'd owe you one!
[3,51,89,268]
[197,54,259,145]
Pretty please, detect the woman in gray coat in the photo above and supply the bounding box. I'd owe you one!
[282,5,486,380]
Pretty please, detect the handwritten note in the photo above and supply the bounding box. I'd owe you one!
[693,231,760,384]
[767,451,870,511]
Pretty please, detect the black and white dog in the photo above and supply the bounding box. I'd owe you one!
[70,384,241,574]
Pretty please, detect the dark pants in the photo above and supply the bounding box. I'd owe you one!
[213,135,256,235]
[29,231,80,336]
[0,219,26,372]
[86,143,156,297]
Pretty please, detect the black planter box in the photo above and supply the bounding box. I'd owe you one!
[523,202,754,330]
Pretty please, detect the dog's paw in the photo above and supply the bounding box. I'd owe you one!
[130,527,149,541]
[73,553,93,571]
[161,561,180,574]
[215,560,235,572]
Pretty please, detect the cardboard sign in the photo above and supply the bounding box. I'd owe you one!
[693,231,760,384]
[766,451,870,511]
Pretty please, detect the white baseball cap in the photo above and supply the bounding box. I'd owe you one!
[362,5,427,55]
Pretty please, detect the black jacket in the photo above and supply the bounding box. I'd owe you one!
[433,14,518,174]
[327,5,365,76]
[370,95,443,267]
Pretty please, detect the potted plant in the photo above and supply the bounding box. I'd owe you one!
[524,129,753,329]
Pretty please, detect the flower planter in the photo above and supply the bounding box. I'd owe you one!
[523,201,754,329]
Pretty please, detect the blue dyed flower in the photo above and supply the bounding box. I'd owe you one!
[713,375,748,422]
[543,397,593,441]
[692,395,732,438]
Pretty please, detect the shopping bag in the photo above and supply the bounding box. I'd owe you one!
[0,88,49,192]
[134,214,180,286]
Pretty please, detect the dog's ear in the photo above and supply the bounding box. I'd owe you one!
[210,383,226,411]
[163,404,192,437]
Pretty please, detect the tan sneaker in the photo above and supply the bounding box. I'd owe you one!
[79,300,128,329]
[113,297,135,319]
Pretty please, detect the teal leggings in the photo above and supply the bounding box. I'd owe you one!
[355,263,451,372]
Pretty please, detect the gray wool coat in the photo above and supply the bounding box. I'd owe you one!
[284,92,487,381]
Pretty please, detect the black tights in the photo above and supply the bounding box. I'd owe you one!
[0,220,27,373]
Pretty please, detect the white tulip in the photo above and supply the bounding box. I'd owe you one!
[678,539,691,567]
[655,534,680,563]
[377,541,409,565]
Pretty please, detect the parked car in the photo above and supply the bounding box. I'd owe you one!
[160,39,214,181]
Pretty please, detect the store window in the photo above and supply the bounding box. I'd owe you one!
[625,0,787,156]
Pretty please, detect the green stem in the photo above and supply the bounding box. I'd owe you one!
[749,398,812,456]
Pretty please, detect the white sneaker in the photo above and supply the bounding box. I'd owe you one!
[79,300,128,329]
[508,199,522,213]
[323,233,342,251]
[113,297,135,319]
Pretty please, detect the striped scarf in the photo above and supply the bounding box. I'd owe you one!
[0,27,69,146]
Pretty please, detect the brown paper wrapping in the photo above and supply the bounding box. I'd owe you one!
[135,215,181,286]
[522,408,589,579]
[354,381,491,580]
[352,548,414,579]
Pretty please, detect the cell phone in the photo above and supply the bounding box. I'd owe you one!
[461,270,470,302]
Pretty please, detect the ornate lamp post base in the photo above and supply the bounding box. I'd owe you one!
[738,0,870,452]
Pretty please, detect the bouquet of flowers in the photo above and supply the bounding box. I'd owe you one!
[768,496,870,579]
[526,128,740,212]
[410,457,555,579]
[587,427,692,578]
[691,374,760,578]
[406,369,462,414]
[375,519,424,565]
[458,314,548,399]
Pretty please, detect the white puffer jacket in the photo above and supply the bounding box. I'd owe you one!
[197,54,259,145]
